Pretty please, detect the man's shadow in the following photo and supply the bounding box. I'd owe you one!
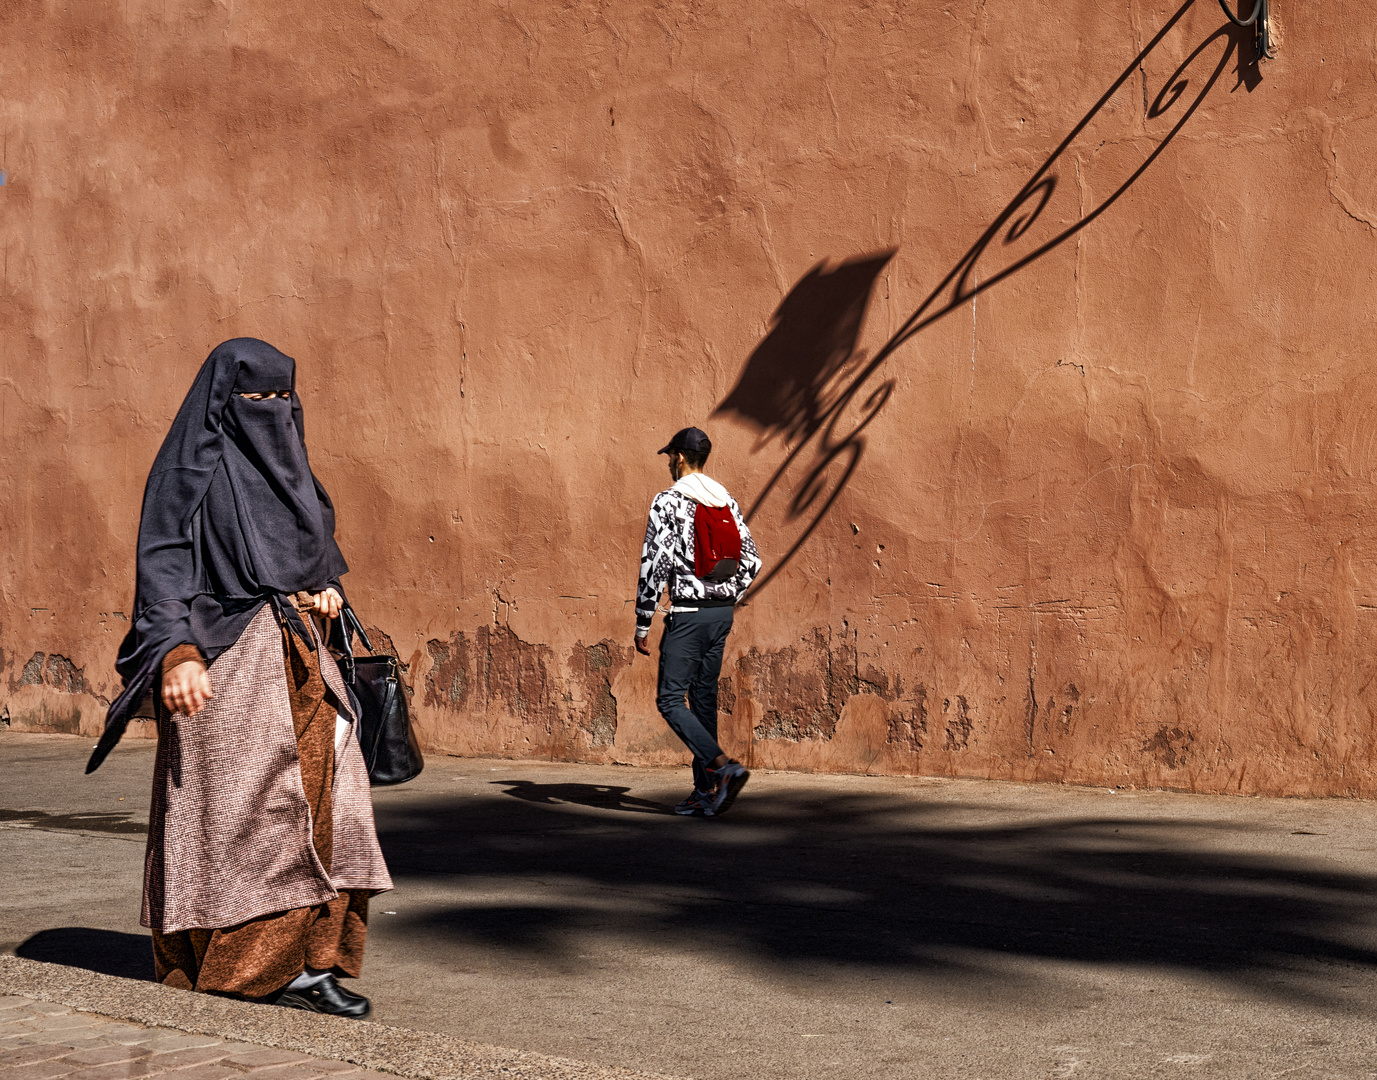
[494,779,670,815]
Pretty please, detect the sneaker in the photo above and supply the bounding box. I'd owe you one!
[704,760,750,817]
[674,789,715,816]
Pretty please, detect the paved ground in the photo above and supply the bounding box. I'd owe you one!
[0,957,680,1080]
[5,730,1377,1079]
[0,993,384,1080]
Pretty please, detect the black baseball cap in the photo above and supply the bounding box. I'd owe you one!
[658,426,712,456]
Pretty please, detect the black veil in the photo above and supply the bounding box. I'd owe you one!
[88,338,348,772]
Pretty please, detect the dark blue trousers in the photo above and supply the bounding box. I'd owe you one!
[656,607,734,791]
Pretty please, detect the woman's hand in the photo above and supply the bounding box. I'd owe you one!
[307,588,344,620]
[163,660,213,716]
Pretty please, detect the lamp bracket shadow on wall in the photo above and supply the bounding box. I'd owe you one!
[1219,0,1274,59]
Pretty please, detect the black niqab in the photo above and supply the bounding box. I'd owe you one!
[88,338,348,772]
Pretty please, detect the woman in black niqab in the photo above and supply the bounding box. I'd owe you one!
[90,338,349,770]
[92,338,392,1015]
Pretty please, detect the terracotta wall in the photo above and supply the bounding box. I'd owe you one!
[4,0,1376,796]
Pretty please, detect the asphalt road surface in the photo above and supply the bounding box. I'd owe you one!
[4,729,1377,1079]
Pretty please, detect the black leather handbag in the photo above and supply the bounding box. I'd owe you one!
[339,607,424,786]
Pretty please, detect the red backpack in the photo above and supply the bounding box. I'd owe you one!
[693,502,742,582]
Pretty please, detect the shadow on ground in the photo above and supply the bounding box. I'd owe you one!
[495,780,669,815]
[0,808,146,835]
[375,782,1377,1002]
[15,928,154,981]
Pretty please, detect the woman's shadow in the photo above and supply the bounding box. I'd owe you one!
[15,927,154,980]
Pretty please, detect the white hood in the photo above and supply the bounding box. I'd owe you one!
[672,472,730,508]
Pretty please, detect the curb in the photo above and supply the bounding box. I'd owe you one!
[0,956,689,1080]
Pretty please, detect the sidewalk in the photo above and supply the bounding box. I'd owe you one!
[0,994,376,1080]
[0,959,682,1080]
[6,729,1377,1079]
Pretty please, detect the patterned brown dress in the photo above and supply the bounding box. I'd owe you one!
[144,604,393,997]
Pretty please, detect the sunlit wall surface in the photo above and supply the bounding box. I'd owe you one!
[2,1,1372,796]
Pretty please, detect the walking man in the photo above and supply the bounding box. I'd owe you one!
[635,426,762,817]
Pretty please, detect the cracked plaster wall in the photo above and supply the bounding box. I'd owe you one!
[3,0,1377,795]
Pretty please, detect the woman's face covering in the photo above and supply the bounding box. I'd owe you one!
[220,389,327,571]
[225,391,301,468]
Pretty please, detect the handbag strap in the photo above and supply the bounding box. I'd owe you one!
[364,675,397,772]
[379,676,398,758]
[341,605,374,656]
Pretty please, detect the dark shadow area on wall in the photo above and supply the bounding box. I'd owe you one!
[716,254,896,447]
[15,928,155,981]
[715,0,1263,595]
[376,786,1377,1003]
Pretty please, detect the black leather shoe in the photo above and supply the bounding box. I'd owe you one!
[272,974,371,1019]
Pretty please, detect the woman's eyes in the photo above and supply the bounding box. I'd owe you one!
[236,391,292,400]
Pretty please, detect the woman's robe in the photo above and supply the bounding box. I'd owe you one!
[144,604,393,996]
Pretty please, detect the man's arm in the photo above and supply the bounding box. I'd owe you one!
[635,495,673,650]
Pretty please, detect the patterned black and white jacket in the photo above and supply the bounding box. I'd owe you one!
[635,473,762,639]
